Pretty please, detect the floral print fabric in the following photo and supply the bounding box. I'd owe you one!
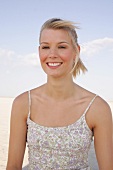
[27,112,93,170]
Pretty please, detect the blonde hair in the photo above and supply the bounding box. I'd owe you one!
[39,18,87,78]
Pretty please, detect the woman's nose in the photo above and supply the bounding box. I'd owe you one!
[49,48,57,58]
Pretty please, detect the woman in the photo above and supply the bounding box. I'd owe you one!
[6,18,113,170]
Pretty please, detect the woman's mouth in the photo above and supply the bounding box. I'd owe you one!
[47,62,63,67]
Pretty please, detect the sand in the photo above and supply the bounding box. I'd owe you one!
[0,97,28,169]
[0,97,113,170]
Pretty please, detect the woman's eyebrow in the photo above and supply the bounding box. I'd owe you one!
[40,41,69,45]
[40,42,49,44]
[58,41,69,44]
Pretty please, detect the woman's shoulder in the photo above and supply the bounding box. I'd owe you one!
[80,87,112,128]
[13,91,29,107]
[13,85,45,106]
[77,85,112,120]
[11,91,29,120]
[77,85,111,110]
[92,95,111,115]
[28,85,47,102]
[90,95,112,127]
[14,84,45,103]
[11,85,43,120]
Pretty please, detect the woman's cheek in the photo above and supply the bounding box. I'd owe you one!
[60,52,72,62]
[39,52,47,62]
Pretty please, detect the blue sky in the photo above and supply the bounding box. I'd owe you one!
[0,0,113,101]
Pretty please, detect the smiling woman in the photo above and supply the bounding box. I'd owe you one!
[6,18,113,170]
[39,18,87,78]
[39,28,77,78]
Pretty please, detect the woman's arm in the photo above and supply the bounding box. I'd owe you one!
[93,98,113,170]
[6,93,29,170]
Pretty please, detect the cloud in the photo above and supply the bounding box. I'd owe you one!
[0,48,40,67]
[17,53,40,66]
[0,48,15,58]
[80,37,113,58]
[1,37,113,68]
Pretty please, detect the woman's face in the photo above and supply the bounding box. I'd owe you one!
[39,28,76,78]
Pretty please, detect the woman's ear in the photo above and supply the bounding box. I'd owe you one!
[77,44,80,52]
[38,46,40,54]
[73,44,80,60]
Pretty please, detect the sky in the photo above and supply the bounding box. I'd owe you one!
[0,0,113,101]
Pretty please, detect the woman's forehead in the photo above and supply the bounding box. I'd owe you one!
[40,28,72,43]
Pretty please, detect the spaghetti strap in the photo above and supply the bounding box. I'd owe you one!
[28,90,31,117]
[83,94,97,115]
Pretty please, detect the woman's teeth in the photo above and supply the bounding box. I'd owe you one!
[48,63,61,66]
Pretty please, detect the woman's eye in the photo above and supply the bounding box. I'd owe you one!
[58,46,66,49]
[42,46,49,49]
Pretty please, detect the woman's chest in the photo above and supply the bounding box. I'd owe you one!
[30,99,85,127]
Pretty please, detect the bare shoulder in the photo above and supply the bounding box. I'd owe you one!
[11,91,29,120]
[29,84,46,100]
[94,96,112,117]
[91,96,112,127]
[76,84,112,119]
[30,84,46,94]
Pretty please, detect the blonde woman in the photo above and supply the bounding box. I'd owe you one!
[6,18,113,170]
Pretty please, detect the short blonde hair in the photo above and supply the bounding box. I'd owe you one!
[39,18,87,78]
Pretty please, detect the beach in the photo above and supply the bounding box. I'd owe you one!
[0,97,28,169]
[0,97,113,170]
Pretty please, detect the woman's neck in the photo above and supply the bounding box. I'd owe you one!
[44,75,76,100]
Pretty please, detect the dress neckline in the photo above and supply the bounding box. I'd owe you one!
[27,111,92,134]
[27,93,97,131]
